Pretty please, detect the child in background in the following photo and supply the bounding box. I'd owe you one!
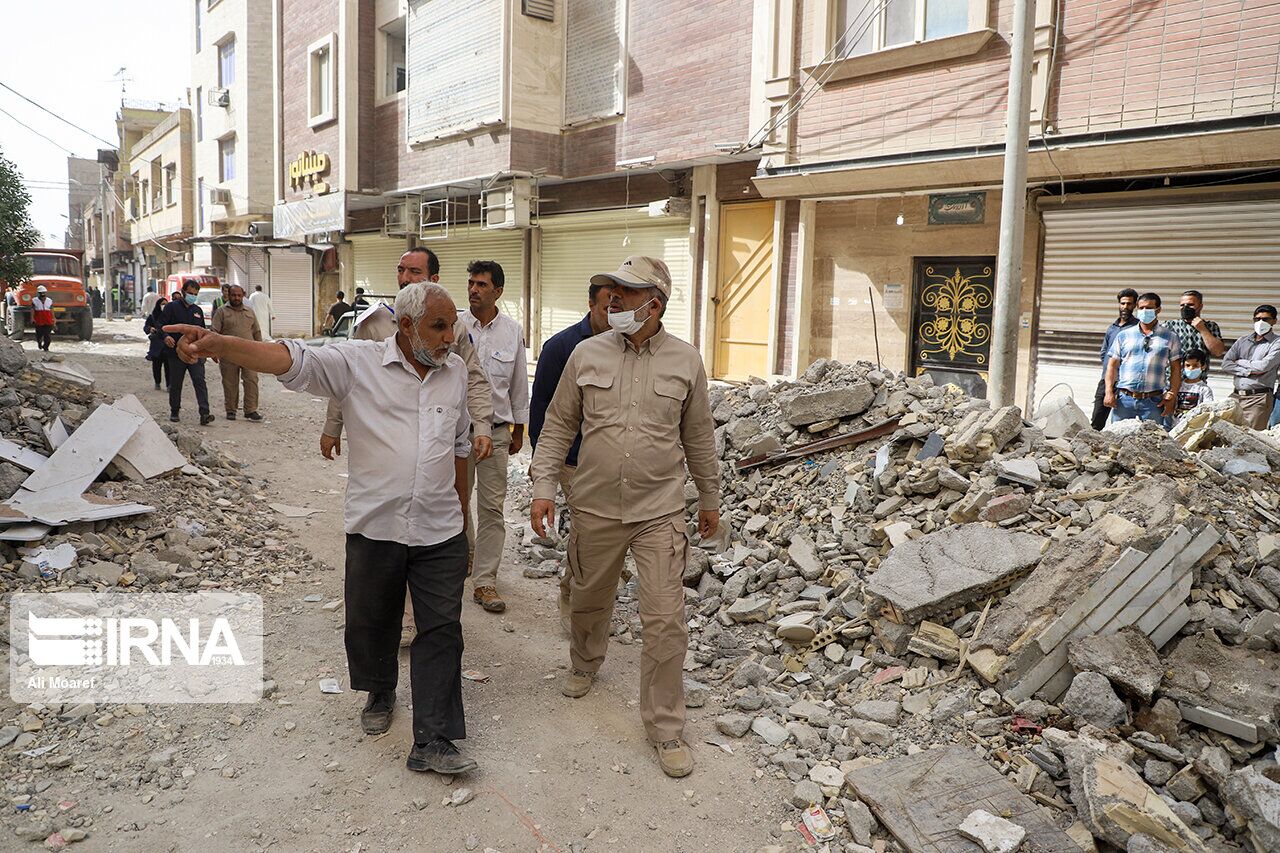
[1174,349,1215,419]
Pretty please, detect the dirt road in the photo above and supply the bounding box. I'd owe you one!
[12,321,791,852]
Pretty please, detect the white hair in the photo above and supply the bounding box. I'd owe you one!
[393,281,452,323]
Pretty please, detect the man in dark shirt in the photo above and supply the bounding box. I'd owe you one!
[1091,288,1138,430]
[352,287,370,312]
[160,280,215,425]
[528,281,612,631]
[325,291,352,332]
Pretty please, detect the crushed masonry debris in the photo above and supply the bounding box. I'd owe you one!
[501,355,1280,853]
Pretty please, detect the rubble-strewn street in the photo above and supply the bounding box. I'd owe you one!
[0,324,790,852]
[4,325,1280,853]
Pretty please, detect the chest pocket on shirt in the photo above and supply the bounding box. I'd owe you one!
[488,349,515,382]
[643,377,687,427]
[422,404,461,454]
[577,368,616,422]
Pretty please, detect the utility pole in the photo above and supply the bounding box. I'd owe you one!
[100,163,112,321]
[988,0,1037,408]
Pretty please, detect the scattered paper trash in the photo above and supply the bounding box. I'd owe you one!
[21,543,77,577]
[461,669,490,683]
[799,804,837,843]
[318,678,342,694]
[270,503,322,518]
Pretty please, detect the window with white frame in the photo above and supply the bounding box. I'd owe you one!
[195,88,203,140]
[218,38,236,87]
[219,136,236,182]
[197,177,205,231]
[308,34,337,126]
[194,0,202,51]
[382,20,407,98]
[564,0,626,126]
[835,0,969,57]
[164,164,176,206]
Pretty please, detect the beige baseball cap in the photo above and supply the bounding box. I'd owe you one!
[589,255,671,298]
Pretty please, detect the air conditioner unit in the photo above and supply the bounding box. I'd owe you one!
[648,197,691,219]
[209,187,232,205]
[248,221,273,240]
[208,88,230,107]
[482,179,533,230]
[384,197,420,237]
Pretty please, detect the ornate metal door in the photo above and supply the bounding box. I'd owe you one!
[909,258,996,397]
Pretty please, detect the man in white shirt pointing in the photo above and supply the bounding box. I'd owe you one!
[165,281,479,775]
[460,260,529,614]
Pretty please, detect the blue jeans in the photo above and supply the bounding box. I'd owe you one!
[1111,393,1167,428]
[1270,396,1280,428]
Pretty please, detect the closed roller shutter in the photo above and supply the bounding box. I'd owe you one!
[268,249,314,338]
[427,228,527,334]
[247,248,269,295]
[1033,199,1280,412]
[349,233,407,297]
[539,209,692,350]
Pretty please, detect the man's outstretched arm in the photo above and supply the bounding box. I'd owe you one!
[163,324,293,373]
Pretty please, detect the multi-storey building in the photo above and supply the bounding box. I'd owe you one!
[127,109,196,288]
[191,0,278,318]
[64,157,100,251]
[750,0,1280,408]
[271,0,760,345]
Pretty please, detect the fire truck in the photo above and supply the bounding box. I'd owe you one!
[1,249,93,341]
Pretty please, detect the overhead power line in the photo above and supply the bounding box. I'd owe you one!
[0,104,81,156]
[0,80,117,148]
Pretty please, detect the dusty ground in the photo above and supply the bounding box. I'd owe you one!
[9,320,791,853]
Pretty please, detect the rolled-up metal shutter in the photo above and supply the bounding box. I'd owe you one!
[538,209,692,351]
[267,248,314,338]
[427,228,527,334]
[349,233,407,297]
[247,248,269,295]
[1033,198,1280,412]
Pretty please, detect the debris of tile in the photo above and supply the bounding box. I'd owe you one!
[318,678,342,694]
[957,809,1027,853]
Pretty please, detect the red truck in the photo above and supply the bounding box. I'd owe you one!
[2,249,93,341]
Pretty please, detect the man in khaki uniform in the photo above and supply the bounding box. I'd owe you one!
[530,255,720,779]
[320,246,495,645]
[211,284,264,420]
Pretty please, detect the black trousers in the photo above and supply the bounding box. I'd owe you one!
[1090,376,1111,431]
[345,531,469,744]
[35,326,52,350]
[167,354,210,416]
[151,356,170,388]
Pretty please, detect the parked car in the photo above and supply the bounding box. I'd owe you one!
[304,295,394,347]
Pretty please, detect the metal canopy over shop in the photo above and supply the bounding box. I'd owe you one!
[539,209,693,349]
[267,248,315,338]
[1033,197,1280,411]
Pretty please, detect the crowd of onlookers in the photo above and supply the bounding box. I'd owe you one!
[1092,288,1280,431]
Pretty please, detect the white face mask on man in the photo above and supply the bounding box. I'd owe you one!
[1255,319,1274,337]
[607,298,655,335]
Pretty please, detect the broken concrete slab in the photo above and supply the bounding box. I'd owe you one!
[1062,671,1129,730]
[996,458,1041,488]
[43,416,70,451]
[782,383,874,426]
[111,394,188,481]
[1160,634,1280,743]
[0,438,48,473]
[866,524,1044,624]
[1068,626,1164,703]
[1220,765,1280,853]
[1057,734,1208,853]
[17,403,145,498]
[3,491,155,528]
[1032,394,1091,440]
[844,745,1078,853]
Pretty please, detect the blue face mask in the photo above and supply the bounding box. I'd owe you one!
[184,293,198,306]
[1184,368,1203,380]
[1135,307,1157,324]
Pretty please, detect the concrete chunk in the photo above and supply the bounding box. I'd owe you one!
[782,383,875,426]
[1161,634,1280,743]
[1068,626,1164,702]
[957,809,1027,853]
[866,524,1044,623]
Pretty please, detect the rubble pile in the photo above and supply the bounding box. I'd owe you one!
[519,357,1280,852]
[0,337,323,846]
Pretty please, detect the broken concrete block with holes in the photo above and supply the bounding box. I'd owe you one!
[865,524,1044,624]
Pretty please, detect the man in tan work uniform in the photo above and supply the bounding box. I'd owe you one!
[211,283,264,420]
[320,246,495,645]
[530,255,720,779]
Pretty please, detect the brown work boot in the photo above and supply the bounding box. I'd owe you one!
[655,739,694,778]
[472,586,506,613]
[561,669,595,698]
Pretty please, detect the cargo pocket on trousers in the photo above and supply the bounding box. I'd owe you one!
[566,525,582,587]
